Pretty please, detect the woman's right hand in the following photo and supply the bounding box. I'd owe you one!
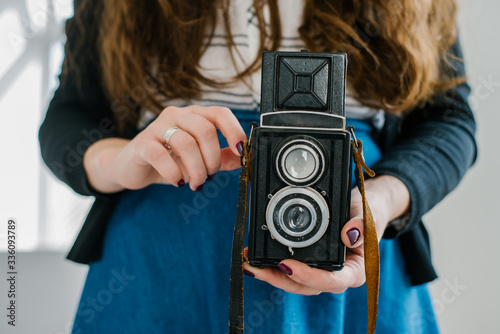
[83,105,247,193]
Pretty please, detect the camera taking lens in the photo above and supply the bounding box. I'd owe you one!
[284,205,311,232]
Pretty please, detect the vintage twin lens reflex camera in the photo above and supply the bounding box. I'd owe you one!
[248,50,351,270]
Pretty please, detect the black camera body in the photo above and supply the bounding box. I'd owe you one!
[247,50,352,270]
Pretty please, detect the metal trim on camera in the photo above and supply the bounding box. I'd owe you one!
[275,137,326,187]
[265,186,330,249]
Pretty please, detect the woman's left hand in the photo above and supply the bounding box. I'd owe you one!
[243,175,410,295]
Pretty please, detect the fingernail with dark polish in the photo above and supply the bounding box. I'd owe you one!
[244,269,255,278]
[278,263,293,276]
[177,179,185,187]
[236,141,244,156]
[347,228,360,246]
[194,184,204,192]
[207,174,216,181]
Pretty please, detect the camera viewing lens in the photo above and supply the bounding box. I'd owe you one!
[276,138,325,186]
[284,149,316,180]
[283,204,311,233]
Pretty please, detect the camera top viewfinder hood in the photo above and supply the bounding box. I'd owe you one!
[260,50,347,130]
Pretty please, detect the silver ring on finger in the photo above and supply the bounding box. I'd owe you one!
[164,126,181,150]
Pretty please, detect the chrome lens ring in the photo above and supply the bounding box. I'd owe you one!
[266,186,330,248]
[275,138,325,187]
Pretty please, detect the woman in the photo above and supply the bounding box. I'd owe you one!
[39,0,476,333]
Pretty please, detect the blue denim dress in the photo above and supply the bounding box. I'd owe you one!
[72,110,439,334]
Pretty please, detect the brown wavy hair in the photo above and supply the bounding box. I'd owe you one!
[64,0,461,132]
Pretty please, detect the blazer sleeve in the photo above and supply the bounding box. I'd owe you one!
[373,37,478,238]
[38,18,122,199]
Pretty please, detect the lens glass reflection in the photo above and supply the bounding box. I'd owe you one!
[284,148,316,179]
[283,204,311,233]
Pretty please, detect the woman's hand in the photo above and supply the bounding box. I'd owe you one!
[243,175,410,295]
[83,105,247,193]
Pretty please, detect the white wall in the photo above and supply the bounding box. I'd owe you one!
[0,252,87,334]
[427,0,500,333]
[0,0,498,333]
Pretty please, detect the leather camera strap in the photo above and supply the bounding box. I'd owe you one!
[229,132,380,334]
[228,141,251,334]
[351,135,380,334]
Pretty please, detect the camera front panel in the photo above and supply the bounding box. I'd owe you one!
[248,127,352,270]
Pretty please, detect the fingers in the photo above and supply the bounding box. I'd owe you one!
[220,147,242,171]
[174,113,222,175]
[280,259,365,293]
[244,259,365,295]
[243,249,366,295]
[187,106,247,157]
[159,105,247,157]
[341,188,365,248]
[116,105,244,191]
[164,127,210,190]
[243,262,321,295]
[151,106,247,189]
[341,217,364,248]
[138,140,185,187]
